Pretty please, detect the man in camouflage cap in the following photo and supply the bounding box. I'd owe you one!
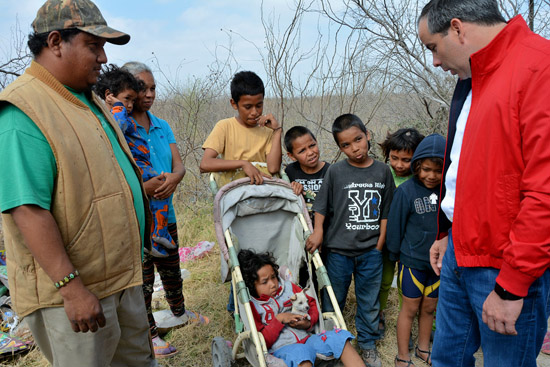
[32,0,130,44]
[0,0,157,365]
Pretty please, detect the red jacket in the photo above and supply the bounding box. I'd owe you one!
[438,16,550,297]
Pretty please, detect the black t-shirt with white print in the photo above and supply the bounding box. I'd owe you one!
[313,159,395,256]
[285,161,330,222]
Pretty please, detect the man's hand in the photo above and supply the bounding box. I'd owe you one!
[430,236,448,276]
[482,291,523,335]
[10,205,107,333]
[306,230,323,254]
[60,279,106,333]
[290,181,304,196]
[242,161,271,185]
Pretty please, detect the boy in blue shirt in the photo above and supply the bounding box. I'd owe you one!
[386,134,445,367]
[306,114,395,367]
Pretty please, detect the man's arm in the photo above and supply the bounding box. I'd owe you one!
[483,66,550,335]
[11,205,105,333]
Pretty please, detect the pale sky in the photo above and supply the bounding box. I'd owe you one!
[0,0,319,89]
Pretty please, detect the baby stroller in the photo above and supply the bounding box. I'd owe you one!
[210,177,347,367]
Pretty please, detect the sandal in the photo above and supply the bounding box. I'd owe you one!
[152,336,178,358]
[415,346,432,366]
[395,355,415,367]
[181,309,210,325]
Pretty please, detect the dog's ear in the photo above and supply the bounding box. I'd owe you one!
[290,294,297,301]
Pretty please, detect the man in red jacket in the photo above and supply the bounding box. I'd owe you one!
[418,0,550,366]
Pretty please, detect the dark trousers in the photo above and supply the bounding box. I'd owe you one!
[142,223,185,338]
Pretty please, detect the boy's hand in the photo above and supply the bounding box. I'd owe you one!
[288,315,311,330]
[276,312,302,325]
[258,114,280,130]
[105,93,121,107]
[242,161,271,185]
[290,181,304,196]
[306,230,323,254]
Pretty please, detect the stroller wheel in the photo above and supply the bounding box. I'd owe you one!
[211,336,233,367]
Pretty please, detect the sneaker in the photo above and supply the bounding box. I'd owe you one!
[361,347,382,367]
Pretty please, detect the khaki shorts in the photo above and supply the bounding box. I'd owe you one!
[25,286,157,367]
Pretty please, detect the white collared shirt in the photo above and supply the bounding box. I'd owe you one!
[441,90,473,222]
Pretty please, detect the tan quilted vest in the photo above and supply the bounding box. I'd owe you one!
[0,61,151,317]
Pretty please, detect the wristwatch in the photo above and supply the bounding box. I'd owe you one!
[494,283,522,301]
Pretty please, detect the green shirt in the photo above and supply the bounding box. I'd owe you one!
[0,90,145,251]
[390,166,412,187]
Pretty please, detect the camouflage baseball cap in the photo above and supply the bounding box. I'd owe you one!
[32,0,130,45]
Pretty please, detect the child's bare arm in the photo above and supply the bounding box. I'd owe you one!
[259,114,282,175]
[276,312,302,325]
[200,148,271,184]
[376,218,388,251]
[288,317,311,330]
[104,92,120,108]
[305,212,325,253]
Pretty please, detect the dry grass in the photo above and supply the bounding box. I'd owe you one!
[2,201,549,367]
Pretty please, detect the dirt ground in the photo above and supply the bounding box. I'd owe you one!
[1,208,549,367]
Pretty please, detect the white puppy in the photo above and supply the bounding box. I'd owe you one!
[290,291,311,320]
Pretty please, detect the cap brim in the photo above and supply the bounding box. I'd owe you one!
[77,24,130,45]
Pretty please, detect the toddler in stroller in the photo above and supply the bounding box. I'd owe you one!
[210,178,364,367]
[239,249,365,367]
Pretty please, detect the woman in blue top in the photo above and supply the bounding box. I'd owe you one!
[123,62,208,357]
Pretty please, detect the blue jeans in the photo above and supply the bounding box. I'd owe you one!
[321,248,383,350]
[227,284,235,313]
[432,230,550,367]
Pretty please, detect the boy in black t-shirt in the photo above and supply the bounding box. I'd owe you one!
[306,114,394,367]
[284,126,330,222]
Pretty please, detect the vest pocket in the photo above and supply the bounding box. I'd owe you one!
[66,193,138,286]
